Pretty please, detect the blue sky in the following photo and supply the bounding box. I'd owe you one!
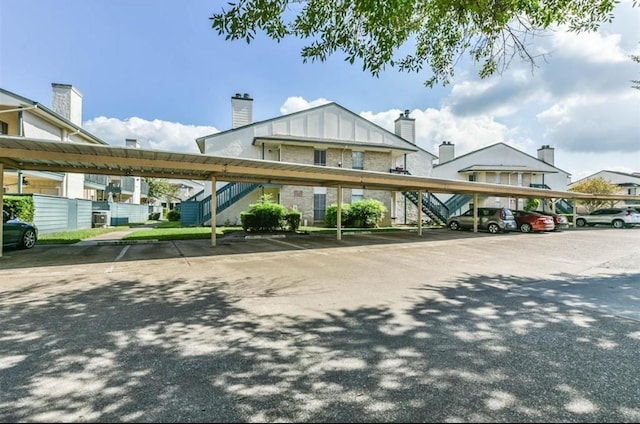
[1,0,639,181]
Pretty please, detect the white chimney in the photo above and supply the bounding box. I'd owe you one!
[439,141,455,164]
[231,92,253,129]
[51,83,83,126]
[126,138,140,149]
[394,109,415,143]
[537,145,554,166]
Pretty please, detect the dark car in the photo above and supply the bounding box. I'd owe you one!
[446,207,517,234]
[533,210,569,231]
[2,210,38,249]
[513,210,555,233]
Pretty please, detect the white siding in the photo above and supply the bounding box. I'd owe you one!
[22,113,62,141]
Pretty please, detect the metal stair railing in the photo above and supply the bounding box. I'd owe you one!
[529,184,574,213]
[402,192,449,225]
[445,194,472,216]
[181,182,261,226]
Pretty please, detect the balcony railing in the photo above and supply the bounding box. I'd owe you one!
[85,173,109,186]
[389,167,410,175]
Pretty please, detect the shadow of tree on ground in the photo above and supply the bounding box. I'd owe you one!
[0,271,639,422]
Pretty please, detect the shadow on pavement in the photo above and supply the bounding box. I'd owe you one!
[1,271,639,422]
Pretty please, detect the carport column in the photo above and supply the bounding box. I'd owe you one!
[336,185,343,240]
[0,163,4,257]
[391,191,397,226]
[572,199,577,229]
[211,176,217,247]
[417,190,423,236]
[473,193,479,233]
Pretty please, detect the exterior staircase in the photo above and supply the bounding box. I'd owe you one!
[403,192,449,226]
[444,194,473,216]
[180,182,261,226]
[529,184,574,213]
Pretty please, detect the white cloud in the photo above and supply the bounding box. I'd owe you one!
[279,96,331,115]
[537,91,640,153]
[83,116,218,154]
[361,107,528,156]
[547,31,629,64]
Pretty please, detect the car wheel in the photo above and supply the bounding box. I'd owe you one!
[448,221,459,231]
[488,223,499,234]
[576,218,586,227]
[20,229,37,249]
[520,223,532,233]
[612,220,625,229]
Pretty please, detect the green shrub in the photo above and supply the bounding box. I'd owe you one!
[324,203,352,227]
[166,209,181,221]
[240,212,257,231]
[349,199,387,228]
[149,212,161,220]
[284,210,302,232]
[242,194,287,232]
[524,198,540,211]
[3,195,35,222]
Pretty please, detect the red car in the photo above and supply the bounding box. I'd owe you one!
[513,210,555,233]
[534,210,569,231]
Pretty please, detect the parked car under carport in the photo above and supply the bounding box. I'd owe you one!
[2,210,38,249]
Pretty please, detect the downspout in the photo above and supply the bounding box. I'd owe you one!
[18,107,24,136]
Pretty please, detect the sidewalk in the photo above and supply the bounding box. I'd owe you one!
[74,223,159,246]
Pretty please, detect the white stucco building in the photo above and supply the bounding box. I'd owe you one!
[430,142,571,213]
[569,170,640,208]
[0,84,148,203]
[195,94,437,226]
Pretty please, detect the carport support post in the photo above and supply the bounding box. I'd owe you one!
[337,185,342,241]
[417,190,423,236]
[473,193,479,233]
[572,199,577,228]
[0,163,4,257]
[211,176,217,247]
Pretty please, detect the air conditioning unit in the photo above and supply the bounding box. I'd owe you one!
[92,211,110,228]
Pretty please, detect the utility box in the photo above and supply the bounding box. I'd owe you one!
[92,211,110,228]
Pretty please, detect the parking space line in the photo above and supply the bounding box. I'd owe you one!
[105,245,130,273]
[267,238,308,250]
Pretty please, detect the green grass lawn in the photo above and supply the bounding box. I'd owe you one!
[37,223,419,244]
[38,227,130,244]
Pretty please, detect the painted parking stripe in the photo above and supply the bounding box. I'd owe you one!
[105,245,130,273]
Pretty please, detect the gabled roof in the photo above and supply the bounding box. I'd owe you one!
[0,87,107,145]
[458,165,557,174]
[253,135,419,154]
[196,101,436,158]
[434,142,571,175]
[570,169,640,186]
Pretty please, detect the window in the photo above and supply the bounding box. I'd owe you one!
[351,189,364,202]
[313,193,326,220]
[468,173,476,182]
[314,150,326,166]
[0,120,8,135]
[352,151,364,170]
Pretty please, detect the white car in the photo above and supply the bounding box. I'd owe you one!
[575,208,640,229]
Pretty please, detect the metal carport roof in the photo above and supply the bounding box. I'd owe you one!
[2,135,639,254]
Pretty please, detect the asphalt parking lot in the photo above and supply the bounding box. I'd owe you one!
[1,227,639,422]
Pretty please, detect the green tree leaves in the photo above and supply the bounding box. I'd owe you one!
[210,0,626,87]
